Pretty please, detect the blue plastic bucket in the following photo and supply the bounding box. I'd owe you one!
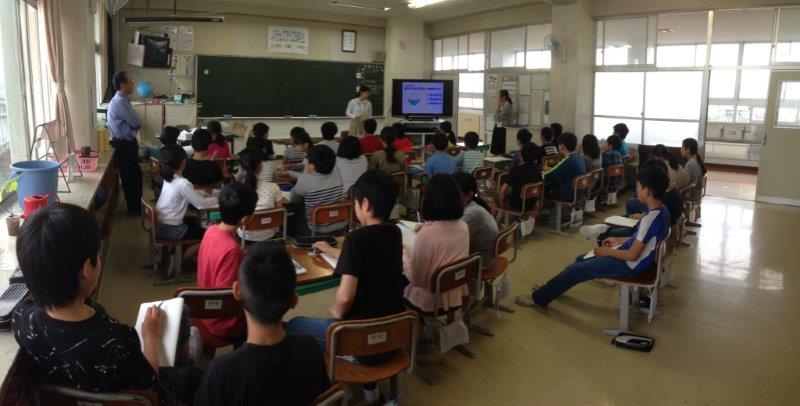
[10,160,60,210]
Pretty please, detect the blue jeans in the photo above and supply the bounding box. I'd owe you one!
[532,254,640,306]
[284,316,337,349]
[626,198,647,217]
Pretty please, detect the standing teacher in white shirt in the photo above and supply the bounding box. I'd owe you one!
[346,85,372,137]
[490,89,514,156]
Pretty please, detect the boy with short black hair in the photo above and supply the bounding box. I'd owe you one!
[613,122,630,156]
[540,126,558,156]
[318,121,340,153]
[456,131,485,174]
[517,165,670,308]
[550,122,563,145]
[543,132,586,200]
[424,133,456,175]
[194,242,330,406]
[359,118,383,154]
[510,128,534,167]
[197,182,258,340]
[282,127,311,165]
[251,122,275,160]
[288,145,346,236]
[500,143,543,210]
[184,128,224,185]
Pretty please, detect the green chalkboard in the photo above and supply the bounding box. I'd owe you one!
[196,55,384,118]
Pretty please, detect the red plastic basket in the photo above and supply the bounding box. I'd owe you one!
[47,151,100,172]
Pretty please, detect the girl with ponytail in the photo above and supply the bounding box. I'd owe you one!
[681,138,707,185]
[237,148,286,242]
[454,172,500,270]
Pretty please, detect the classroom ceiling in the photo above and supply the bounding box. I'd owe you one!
[213,0,545,22]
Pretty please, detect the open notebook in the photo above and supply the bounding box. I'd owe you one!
[604,215,639,228]
[583,244,623,260]
[397,220,420,257]
[134,297,185,367]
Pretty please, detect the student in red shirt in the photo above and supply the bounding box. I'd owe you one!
[359,119,383,154]
[392,122,413,153]
[197,182,258,340]
[207,120,231,159]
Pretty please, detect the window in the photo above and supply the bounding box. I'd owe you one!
[490,27,525,68]
[645,71,703,120]
[776,81,800,127]
[596,17,649,66]
[776,7,800,63]
[655,12,708,67]
[525,24,551,69]
[434,32,484,72]
[0,18,10,183]
[593,72,644,117]
[458,72,484,109]
[18,0,55,142]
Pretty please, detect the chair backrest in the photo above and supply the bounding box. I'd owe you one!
[33,384,158,406]
[572,173,593,203]
[312,382,349,406]
[606,164,625,180]
[494,223,518,258]
[430,254,482,312]
[588,168,604,198]
[519,181,545,214]
[140,199,158,243]
[326,311,418,380]
[473,166,493,182]
[240,208,288,248]
[175,287,244,319]
[311,201,352,227]
[391,171,407,194]
[543,154,560,168]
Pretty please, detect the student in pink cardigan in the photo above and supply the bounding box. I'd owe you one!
[403,174,470,313]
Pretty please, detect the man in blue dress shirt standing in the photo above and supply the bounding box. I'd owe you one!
[107,71,142,215]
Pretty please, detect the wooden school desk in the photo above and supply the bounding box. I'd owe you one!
[288,237,344,295]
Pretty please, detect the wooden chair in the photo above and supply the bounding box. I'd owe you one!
[584,168,604,218]
[465,223,518,337]
[598,231,669,336]
[495,175,545,229]
[33,384,158,406]
[407,254,482,384]
[149,157,163,198]
[472,166,494,199]
[174,287,245,360]
[603,164,625,206]
[310,201,352,236]
[141,199,200,285]
[549,173,592,237]
[542,154,560,169]
[240,207,288,248]
[311,382,349,406]
[391,171,407,196]
[686,173,707,228]
[325,311,419,402]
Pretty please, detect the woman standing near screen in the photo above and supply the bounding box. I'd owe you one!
[490,89,513,155]
[346,85,372,137]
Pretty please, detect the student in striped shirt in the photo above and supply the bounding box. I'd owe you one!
[282,127,311,165]
[288,145,347,237]
[456,132,484,174]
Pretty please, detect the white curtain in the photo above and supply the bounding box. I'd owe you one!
[38,0,74,153]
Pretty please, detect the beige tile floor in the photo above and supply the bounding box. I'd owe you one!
[99,191,800,405]
[706,169,757,201]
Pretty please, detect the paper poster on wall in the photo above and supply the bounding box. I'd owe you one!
[162,26,177,49]
[532,74,549,90]
[519,95,530,112]
[530,110,542,126]
[177,26,194,51]
[530,90,545,110]
[487,74,498,86]
[518,113,529,126]
[518,75,531,95]
[268,26,309,54]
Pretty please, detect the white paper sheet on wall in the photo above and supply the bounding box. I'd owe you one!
[530,90,545,110]
[519,95,530,112]
[518,75,531,95]
[530,110,542,126]
[532,74,549,90]
[178,26,194,51]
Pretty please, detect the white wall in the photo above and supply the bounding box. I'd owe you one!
[383,17,428,120]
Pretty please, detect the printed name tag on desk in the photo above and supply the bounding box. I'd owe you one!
[329,210,339,217]
[261,217,272,225]
[367,331,387,345]
[204,299,222,310]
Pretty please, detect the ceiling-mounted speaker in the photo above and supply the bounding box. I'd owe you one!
[371,51,385,63]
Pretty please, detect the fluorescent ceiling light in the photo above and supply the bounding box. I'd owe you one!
[408,0,448,8]
[329,1,391,11]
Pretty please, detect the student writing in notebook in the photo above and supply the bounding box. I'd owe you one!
[194,242,330,406]
[197,182,258,342]
[288,145,347,237]
[12,204,200,404]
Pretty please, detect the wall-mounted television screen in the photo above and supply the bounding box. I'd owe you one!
[391,79,453,117]
[139,34,171,68]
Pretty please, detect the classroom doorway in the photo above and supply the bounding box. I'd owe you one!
[755,70,800,206]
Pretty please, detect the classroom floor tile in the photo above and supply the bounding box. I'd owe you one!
[99,191,800,405]
[706,169,757,201]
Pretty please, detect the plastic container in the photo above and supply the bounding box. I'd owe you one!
[10,160,60,210]
[76,152,100,172]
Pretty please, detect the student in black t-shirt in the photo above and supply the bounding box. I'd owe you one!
[183,128,224,185]
[285,170,404,403]
[500,143,543,210]
[194,242,330,406]
[11,204,189,403]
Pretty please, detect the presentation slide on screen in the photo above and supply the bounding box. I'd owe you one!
[402,82,444,115]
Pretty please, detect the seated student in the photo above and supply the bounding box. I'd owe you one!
[207,120,231,159]
[516,165,671,308]
[581,134,602,171]
[359,119,383,154]
[540,126,558,156]
[197,182,258,340]
[392,122,414,153]
[681,138,706,186]
[510,128,534,167]
[252,122,275,160]
[602,134,623,177]
[439,121,457,147]
[12,204,199,404]
[424,133,457,176]
[455,173,499,270]
[184,129,225,186]
[288,145,346,237]
[318,121,340,153]
[159,125,193,156]
[613,123,630,156]
[243,137,275,183]
[499,143,543,210]
[336,136,368,196]
[403,174,470,313]
[194,242,330,406]
[155,146,217,259]
[282,127,311,165]
[652,144,690,190]
[369,126,406,174]
[550,122,563,146]
[237,148,286,242]
[455,131,485,174]
[543,132,586,200]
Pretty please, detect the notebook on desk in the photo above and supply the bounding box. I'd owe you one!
[605,215,639,228]
[134,297,185,367]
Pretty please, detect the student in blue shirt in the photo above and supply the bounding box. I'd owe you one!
[516,164,670,307]
[543,132,586,200]
[613,123,630,156]
[424,133,456,176]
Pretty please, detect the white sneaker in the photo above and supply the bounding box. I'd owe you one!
[579,224,610,240]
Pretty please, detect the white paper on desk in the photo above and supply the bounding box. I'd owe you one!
[583,244,622,260]
[292,259,308,275]
[281,191,292,201]
[321,253,338,269]
[134,297,184,367]
[605,215,639,228]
